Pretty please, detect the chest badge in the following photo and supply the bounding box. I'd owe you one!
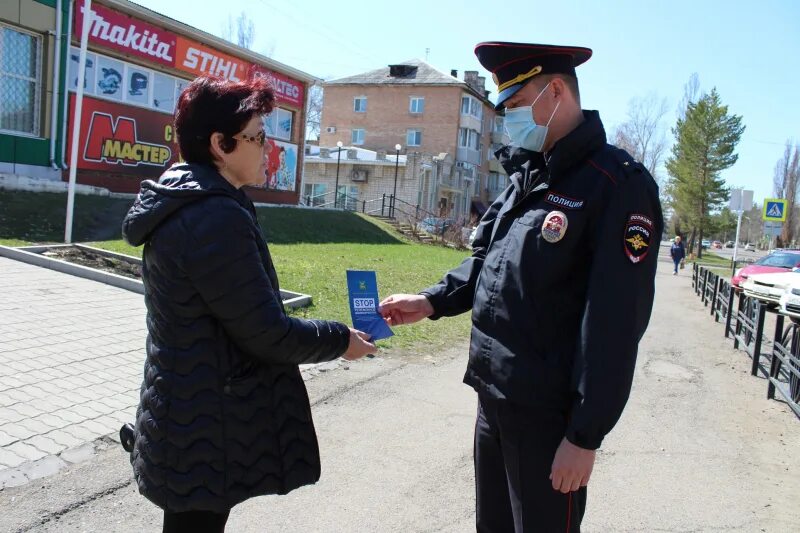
[541,210,568,243]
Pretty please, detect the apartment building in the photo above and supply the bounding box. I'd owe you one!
[317,59,510,220]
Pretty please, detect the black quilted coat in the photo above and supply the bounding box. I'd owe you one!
[122,163,350,513]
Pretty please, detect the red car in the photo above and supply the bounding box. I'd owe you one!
[732,250,800,288]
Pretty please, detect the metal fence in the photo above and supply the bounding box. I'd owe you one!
[693,264,799,419]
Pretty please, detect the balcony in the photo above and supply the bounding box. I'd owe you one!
[491,131,510,144]
[456,147,481,166]
[459,113,482,132]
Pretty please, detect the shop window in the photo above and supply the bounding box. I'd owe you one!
[68,47,96,95]
[95,56,124,101]
[125,65,150,106]
[153,73,176,113]
[0,24,42,136]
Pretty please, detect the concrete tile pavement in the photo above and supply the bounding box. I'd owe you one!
[0,256,144,486]
[0,256,330,489]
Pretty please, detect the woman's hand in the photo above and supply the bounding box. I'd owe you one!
[343,328,377,360]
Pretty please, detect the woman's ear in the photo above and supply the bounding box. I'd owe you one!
[209,132,227,168]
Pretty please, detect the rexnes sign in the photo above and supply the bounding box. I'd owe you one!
[75,1,177,67]
[248,65,305,108]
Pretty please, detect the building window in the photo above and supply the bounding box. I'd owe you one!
[459,128,480,150]
[407,129,422,146]
[409,97,424,114]
[460,95,482,120]
[353,96,367,113]
[264,108,293,141]
[337,185,359,210]
[351,128,365,145]
[494,116,505,133]
[303,183,328,207]
[0,24,42,136]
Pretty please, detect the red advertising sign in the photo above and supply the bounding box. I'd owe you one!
[74,0,177,68]
[67,94,180,176]
[248,65,305,108]
[176,37,251,82]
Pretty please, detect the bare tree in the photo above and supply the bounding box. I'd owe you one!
[612,93,669,183]
[220,12,255,50]
[774,142,800,247]
[305,85,324,141]
[235,12,254,49]
[677,72,700,120]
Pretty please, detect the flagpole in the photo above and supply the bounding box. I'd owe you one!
[65,0,92,244]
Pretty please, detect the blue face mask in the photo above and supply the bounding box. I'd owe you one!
[504,82,560,152]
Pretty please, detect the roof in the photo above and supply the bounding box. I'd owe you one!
[325,59,465,87]
[105,0,321,84]
[305,146,406,166]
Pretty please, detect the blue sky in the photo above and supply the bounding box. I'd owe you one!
[132,0,799,206]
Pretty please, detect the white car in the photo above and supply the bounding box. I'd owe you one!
[779,277,800,321]
[741,271,800,306]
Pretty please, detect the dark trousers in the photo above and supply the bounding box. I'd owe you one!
[162,509,230,533]
[673,257,681,273]
[474,395,586,533]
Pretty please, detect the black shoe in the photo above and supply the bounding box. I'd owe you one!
[120,423,135,453]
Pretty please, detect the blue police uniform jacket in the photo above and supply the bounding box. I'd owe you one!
[421,111,663,450]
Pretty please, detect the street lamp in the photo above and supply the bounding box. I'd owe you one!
[334,141,343,208]
[392,144,401,217]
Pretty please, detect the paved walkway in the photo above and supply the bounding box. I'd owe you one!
[0,257,144,485]
[0,256,330,488]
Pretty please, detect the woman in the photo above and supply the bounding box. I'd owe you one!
[671,235,686,275]
[121,75,376,532]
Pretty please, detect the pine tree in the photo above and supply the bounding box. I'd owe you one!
[666,88,745,258]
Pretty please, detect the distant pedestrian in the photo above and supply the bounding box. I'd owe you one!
[671,236,686,275]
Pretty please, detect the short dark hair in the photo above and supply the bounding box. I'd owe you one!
[174,76,275,167]
[537,73,581,104]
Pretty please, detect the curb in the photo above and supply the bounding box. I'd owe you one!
[0,244,313,308]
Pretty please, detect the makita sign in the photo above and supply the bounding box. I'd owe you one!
[75,1,177,67]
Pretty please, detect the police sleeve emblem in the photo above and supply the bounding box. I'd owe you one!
[624,214,653,263]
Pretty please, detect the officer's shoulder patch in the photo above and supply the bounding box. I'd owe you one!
[624,213,653,264]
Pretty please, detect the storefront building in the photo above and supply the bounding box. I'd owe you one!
[15,0,316,203]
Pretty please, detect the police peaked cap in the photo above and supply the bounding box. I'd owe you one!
[474,42,592,110]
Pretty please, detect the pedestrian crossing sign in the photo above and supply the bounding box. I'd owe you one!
[763,198,787,222]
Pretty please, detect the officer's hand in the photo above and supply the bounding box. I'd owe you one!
[342,328,377,361]
[378,294,434,326]
[550,437,596,493]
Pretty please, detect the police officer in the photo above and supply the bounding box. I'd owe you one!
[380,41,663,532]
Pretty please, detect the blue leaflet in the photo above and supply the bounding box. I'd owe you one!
[346,270,394,341]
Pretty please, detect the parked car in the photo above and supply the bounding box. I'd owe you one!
[731,250,800,288]
[725,241,734,248]
[744,243,755,251]
[741,271,800,307]
[712,240,722,249]
[701,239,711,249]
[779,277,800,322]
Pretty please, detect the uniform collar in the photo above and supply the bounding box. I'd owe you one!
[544,110,606,176]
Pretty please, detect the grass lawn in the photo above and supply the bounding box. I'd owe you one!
[90,239,472,351]
[688,251,731,267]
[0,190,133,245]
[2,190,474,350]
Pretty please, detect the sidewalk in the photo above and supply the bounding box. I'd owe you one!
[0,256,327,488]
[1,250,798,532]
